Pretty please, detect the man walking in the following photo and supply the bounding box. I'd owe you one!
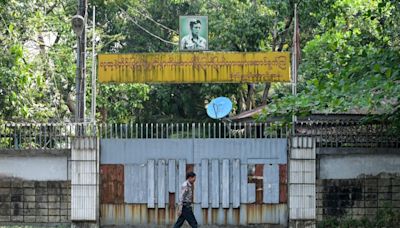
[174,172,198,228]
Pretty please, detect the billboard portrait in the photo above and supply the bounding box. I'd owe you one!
[179,16,208,51]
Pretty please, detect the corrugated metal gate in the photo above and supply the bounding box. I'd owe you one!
[100,137,288,226]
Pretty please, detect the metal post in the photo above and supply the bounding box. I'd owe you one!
[91,6,96,123]
[291,3,298,135]
[75,0,88,123]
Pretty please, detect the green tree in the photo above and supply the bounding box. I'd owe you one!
[258,0,400,127]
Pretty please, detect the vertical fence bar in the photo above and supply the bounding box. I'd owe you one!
[151,123,153,139]
[213,123,216,139]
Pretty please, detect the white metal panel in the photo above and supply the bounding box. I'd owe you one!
[211,159,219,208]
[240,164,248,203]
[168,160,176,193]
[263,164,279,204]
[125,164,147,203]
[222,159,230,208]
[247,183,256,203]
[177,159,186,203]
[232,159,240,208]
[147,160,155,208]
[157,160,166,208]
[194,163,201,203]
[201,159,209,208]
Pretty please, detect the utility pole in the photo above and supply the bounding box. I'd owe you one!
[73,0,88,123]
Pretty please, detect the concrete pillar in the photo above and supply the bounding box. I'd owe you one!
[288,136,316,228]
[71,137,99,227]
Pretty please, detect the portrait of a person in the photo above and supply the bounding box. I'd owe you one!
[180,18,207,51]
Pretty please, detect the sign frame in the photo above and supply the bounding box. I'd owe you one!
[179,15,209,51]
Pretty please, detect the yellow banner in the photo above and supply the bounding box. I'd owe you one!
[98,52,290,83]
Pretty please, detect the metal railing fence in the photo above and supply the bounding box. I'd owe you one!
[295,121,400,148]
[0,122,288,150]
[0,121,398,150]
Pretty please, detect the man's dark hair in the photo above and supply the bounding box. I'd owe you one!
[189,19,201,29]
[186,171,196,179]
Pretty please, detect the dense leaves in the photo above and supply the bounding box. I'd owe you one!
[1,0,399,126]
[258,0,400,126]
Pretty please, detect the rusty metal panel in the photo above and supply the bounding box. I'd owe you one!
[186,163,194,173]
[100,164,124,203]
[211,159,220,208]
[222,159,230,208]
[147,160,155,208]
[201,159,209,208]
[254,164,264,204]
[232,159,240,208]
[263,164,279,204]
[168,160,176,193]
[157,160,166,208]
[279,164,288,203]
[125,164,147,203]
[240,164,248,203]
[100,203,288,226]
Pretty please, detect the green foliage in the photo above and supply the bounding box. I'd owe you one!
[1,0,399,124]
[0,0,77,121]
[317,205,400,228]
[258,0,400,126]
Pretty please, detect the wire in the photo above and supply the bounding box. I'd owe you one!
[125,4,178,35]
[118,6,178,46]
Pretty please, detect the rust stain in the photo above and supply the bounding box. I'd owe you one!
[233,208,240,225]
[202,209,208,225]
[211,208,217,224]
[255,164,264,204]
[254,164,263,176]
[100,203,287,226]
[247,204,258,224]
[148,208,156,225]
[224,208,228,224]
[186,164,194,174]
[168,193,176,222]
[100,164,124,203]
[157,209,165,225]
[279,164,288,203]
[140,204,148,224]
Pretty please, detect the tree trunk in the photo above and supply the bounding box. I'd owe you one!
[261,83,271,105]
[245,84,255,111]
[238,89,246,113]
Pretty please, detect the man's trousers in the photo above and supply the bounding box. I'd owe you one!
[173,205,198,228]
